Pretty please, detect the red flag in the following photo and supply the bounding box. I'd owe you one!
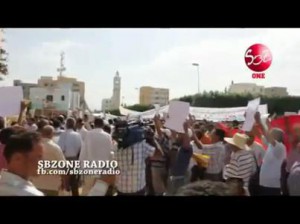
[269,115,300,154]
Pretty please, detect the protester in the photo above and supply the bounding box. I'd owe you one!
[58,118,82,196]
[31,125,66,196]
[0,117,4,130]
[83,114,92,130]
[25,118,38,132]
[79,117,114,195]
[287,161,300,196]
[0,128,16,171]
[37,119,49,133]
[52,119,64,144]
[0,132,44,196]
[256,112,287,196]
[223,133,256,191]
[76,118,88,142]
[192,128,226,181]
[114,121,156,196]
[166,121,193,195]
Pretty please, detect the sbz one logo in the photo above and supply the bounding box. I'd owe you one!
[244,43,272,79]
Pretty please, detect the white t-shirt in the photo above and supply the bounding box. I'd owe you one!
[31,138,66,191]
[259,141,286,188]
[0,171,44,196]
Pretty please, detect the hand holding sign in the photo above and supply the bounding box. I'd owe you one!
[242,98,261,132]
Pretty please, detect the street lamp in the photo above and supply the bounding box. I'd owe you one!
[192,63,200,94]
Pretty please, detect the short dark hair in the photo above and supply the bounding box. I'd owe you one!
[66,118,76,129]
[176,181,234,196]
[11,121,17,126]
[94,117,104,128]
[215,129,225,141]
[108,119,113,125]
[57,116,64,124]
[232,120,239,127]
[52,119,61,129]
[0,117,4,129]
[4,132,42,162]
[37,119,49,130]
[76,118,84,124]
[103,125,111,134]
[0,128,16,145]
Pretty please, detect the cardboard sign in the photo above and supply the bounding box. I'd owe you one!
[0,86,23,117]
[242,98,260,132]
[164,101,190,133]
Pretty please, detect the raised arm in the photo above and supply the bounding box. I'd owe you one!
[255,111,272,144]
[153,114,163,140]
[17,101,28,125]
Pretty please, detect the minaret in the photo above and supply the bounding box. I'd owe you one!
[112,71,121,110]
[57,51,66,77]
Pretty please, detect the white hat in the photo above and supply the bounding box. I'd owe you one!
[224,133,248,150]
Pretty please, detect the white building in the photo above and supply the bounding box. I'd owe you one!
[101,71,121,111]
[264,87,288,97]
[228,82,264,96]
[228,82,288,97]
[29,86,80,111]
[139,86,169,106]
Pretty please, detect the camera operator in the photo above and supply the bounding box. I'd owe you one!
[114,121,159,196]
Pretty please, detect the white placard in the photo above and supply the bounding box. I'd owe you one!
[242,98,261,132]
[164,101,190,133]
[0,86,23,117]
[87,180,109,196]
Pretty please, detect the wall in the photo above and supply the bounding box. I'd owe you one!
[29,87,72,111]
[140,86,169,106]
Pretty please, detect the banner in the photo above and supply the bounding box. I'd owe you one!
[119,104,268,121]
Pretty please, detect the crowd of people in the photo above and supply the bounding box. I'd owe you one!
[0,101,299,196]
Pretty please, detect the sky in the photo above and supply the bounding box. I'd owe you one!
[1,28,300,110]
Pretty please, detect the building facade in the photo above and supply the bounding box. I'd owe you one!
[37,76,85,101]
[139,86,169,106]
[101,71,121,111]
[29,86,80,111]
[228,83,264,96]
[13,80,38,99]
[264,87,288,97]
[228,82,288,97]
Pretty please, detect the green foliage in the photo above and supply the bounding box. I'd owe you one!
[178,92,300,115]
[0,44,8,76]
[125,104,154,112]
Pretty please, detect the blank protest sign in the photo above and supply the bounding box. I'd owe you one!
[242,98,260,132]
[164,101,190,133]
[0,86,23,117]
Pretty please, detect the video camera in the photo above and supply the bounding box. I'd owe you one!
[113,119,150,149]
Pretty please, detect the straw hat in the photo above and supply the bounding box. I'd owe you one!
[224,133,248,150]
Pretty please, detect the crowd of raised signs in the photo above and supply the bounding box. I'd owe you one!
[0,101,299,196]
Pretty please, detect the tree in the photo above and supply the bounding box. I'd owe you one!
[0,30,8,77]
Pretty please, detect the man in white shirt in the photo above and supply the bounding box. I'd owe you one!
[58,118,82,196]
[83,114,92,130]
[79,117,114,195]
[0,132,44,196]
[76,118,88,142]
[25,118,38,132]
[255,112,286,195]
[31,125,66,196]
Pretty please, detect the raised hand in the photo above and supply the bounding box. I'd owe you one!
[254,111,261,124]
